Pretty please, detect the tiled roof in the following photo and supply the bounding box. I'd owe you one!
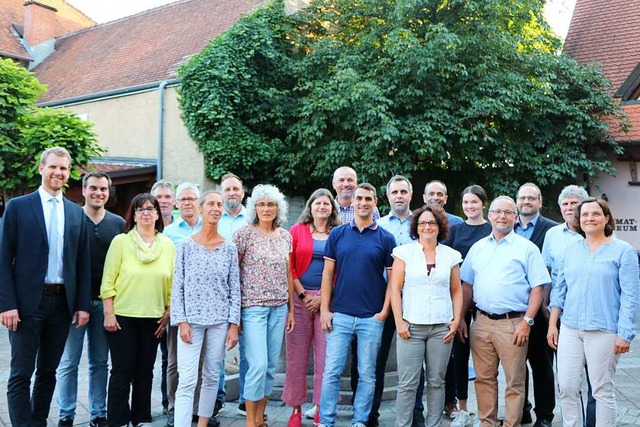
[0,0,93,61]
[564,0,640,95]
[618,104,640,143]
[34,0,265,103]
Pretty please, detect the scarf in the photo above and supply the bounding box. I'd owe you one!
[129,228,163,263]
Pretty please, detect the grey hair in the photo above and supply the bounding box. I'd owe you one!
[151,180,174,197]
[199,190,222,207]
[386,175,413,193]
[176,182,201,200]
[557,185,589,207]
[424,180,447,195]
[246,184,288,229]
[489,195,517,213]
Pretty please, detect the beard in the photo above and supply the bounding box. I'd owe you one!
[225,199,240,211]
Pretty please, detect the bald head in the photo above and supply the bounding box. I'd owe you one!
[332,166,358,206]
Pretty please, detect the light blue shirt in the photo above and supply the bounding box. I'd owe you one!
[460,231,550,314]
[514,213,539,241]
[163,216,202,246]
[38,187,65,283]
[541,222,583,286]
[447,212,464,227]
[550,239,640,342]
[378,211,413,245]
[218,206,248,241]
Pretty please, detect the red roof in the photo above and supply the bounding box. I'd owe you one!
[34,0,265,103]
[564,0,640,95]
[0,0,93,61]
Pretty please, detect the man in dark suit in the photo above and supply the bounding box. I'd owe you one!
[0,146,91,427]
[514,183,558,427]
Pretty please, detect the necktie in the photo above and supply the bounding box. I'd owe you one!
[47,198,59,283]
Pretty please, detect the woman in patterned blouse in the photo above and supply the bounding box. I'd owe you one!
[233,184,295,427]
[170,191,241,427]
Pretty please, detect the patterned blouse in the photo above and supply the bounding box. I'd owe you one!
[170,238,241,326]
[233,225,292,308]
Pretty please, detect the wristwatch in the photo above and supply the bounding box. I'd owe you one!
[524,316,534,326]
[298,292,306,300]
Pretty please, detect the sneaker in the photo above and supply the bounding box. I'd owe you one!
[353,423,367,427]
[213,399,224,417]
[166,410,174,427]
[444,403,459,418]
[451,410,471,427]
[89,417,108,427]
[237,403,246,416]
[58,418,74,427]
[314,408,320,426]
[288,409,302,427]
[304,405,318,419]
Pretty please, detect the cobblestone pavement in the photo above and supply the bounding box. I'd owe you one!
[1,328,640,426]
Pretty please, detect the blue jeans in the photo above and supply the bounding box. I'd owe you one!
[241,304,287,401]
[320,313,384,427]
[56,299,108,419]
[238,333,248,404]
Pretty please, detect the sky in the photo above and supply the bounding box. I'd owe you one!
[68,0,577,39]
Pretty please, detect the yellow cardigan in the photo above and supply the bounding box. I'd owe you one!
[100,232,175,318]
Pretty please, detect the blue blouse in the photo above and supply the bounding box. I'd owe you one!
[550,239,640,342]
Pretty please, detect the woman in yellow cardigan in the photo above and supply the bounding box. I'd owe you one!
[100,193,175,427]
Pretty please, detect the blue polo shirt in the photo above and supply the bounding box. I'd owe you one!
[324,220,396,318]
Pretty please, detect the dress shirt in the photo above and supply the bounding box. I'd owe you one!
[218,206,247,240]
[541,222,583,286]
[514,213,539,241]
[393,242,462,325]
[163,215,202,246]
[38,187,65,283]
[460,231,550,314]
[378,211,413,245]
[550,239,640,342]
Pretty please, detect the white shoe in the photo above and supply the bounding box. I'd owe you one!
[304,405,317,419]
[451,410,471,427]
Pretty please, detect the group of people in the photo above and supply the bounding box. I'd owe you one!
[0,147,638,427]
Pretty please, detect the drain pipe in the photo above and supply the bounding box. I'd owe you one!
[157,80,171,181]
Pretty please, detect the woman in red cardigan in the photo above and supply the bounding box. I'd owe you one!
[282,188,341,427]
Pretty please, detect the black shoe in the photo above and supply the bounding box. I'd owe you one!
[533,419,553,427]
[208,417,221,427]
[366,418,379,427]
[521,411,533,424]
[213,399,224,417]
[412,410,426,427]
[237,402,246,416]
[90,417,108,427]
[58,418,74,427]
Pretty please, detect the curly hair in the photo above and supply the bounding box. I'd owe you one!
[410,205,450,241]
[246,184,288,229]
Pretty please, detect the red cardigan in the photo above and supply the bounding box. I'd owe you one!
[289,223,314,280]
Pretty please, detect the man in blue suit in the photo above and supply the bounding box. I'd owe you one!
[0,146,91,427]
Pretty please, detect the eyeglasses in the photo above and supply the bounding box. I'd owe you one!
[256,202,277,208]
[135,207,157,214]
[517,195,539,201]
[177,197,198,204]
[417,220,438,228]
[489,209,516,217]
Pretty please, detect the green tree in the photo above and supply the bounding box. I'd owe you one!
[0,59,103,198]
[179,0,626,196]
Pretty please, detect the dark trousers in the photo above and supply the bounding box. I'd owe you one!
[523,311,555,421]
[444,311,473,406]
[7,294,72,427]
[351,316,425,423]
[160,332,169,410]
[105,316,160,427]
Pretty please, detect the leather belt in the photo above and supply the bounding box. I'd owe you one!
[43,284,65,295]
[477,309,524,320]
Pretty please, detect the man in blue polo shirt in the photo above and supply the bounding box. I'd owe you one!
[460,196,550,427]
[318,183,396,427]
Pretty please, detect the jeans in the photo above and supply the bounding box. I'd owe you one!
[242,304,287,401]
[557,325,619,427]
[105,316,160,427]
[395,323,452,427]
[238,333,247,404]
[319,313,384,427]
[56,299,109,419]
[174,324,228,426]
[7,294,71,427]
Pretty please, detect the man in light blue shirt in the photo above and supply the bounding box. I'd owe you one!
[218,173,247,241]
[423,180,463,227]
[460,196,550,427]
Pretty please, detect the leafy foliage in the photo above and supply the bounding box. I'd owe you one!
[179,0,625,196]
[0,59,103,198]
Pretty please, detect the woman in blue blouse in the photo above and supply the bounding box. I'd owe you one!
[548,197,640,427]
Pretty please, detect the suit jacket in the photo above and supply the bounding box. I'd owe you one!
[528,214,558,252]
[0,191,91,316]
